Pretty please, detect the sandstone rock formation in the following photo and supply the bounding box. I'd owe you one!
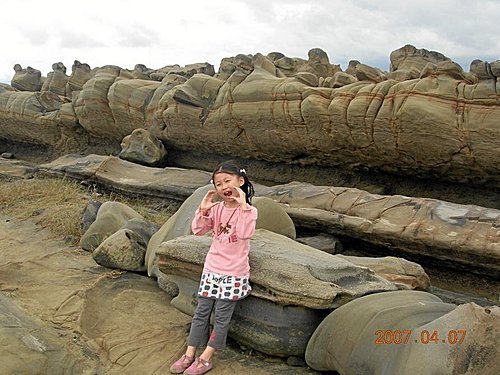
[41,62,69,97]
[336,255,430,290]
[2,45,500,191]
[305,291,499,374]
[155,229,397,356]
[91,217,159,272]
[80,201,145,251]
[66,60,94,98]
[40,154,211,201]
[37,155,500,278]
[11,64,43,91]
[258,182,500,277]
[157,230,397,309]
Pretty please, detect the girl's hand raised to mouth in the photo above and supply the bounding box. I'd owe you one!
[199,189,218,215]
[229,186,247,207]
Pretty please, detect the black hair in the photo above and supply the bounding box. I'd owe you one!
[212,160,255,204]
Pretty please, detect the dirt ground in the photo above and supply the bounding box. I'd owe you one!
[0,216,319,374]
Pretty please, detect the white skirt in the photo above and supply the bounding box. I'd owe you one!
[198,271,251,301]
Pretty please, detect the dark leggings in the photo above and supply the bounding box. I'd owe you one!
[187,297,237,350]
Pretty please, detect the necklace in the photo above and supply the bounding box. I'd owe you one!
[218,205,238,236]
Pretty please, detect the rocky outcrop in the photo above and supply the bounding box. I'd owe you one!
[1,45,499,190]
[156,230,397,309]
[11,64,43,91]
[40,154,211,201]
[41,62,69,97]
[305,291,499,374]
[0,89,86,151]
[258,182,500,277]
[37,155,500,277]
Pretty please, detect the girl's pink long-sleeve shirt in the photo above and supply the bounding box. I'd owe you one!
[191,202,258,276]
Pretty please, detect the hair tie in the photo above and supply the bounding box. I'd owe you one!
[240,168,246,174]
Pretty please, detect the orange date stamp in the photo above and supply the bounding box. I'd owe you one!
[374,329,467,345]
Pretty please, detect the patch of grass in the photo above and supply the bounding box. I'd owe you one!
[0,175,172,242]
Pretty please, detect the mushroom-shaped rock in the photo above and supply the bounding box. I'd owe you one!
[11,65,42,91]
[41,62,69,96]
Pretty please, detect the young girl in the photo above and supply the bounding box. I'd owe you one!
[170,161,258,375]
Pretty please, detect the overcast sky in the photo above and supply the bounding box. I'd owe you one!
[1,0,498,84]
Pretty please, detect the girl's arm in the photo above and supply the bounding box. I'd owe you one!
[192,190,219,235]
[235,206,258,239]
[191,207,215,235]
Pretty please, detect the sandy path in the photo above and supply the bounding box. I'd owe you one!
[0,216,317,374]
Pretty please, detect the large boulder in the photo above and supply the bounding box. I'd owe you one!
[80,201,144,251]
[156,229,396,309]
[305,291,499,374]
[155,229,397,356]
[119,128,167,166]
[91,216,158,272]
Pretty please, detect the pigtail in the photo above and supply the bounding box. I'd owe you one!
[239,169,254,204]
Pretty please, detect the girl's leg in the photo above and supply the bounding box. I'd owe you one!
[184,300,237,373]
[171,297,215,373]
[187,297,215,350]
[200,299,237,360]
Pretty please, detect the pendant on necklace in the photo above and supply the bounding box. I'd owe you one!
[218,223,231,235]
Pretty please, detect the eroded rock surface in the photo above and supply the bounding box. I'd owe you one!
[35,155,500,277]
[305,291,499,375]
[1,217,309,374]
[1,45,499,189]
[156,229,396,309]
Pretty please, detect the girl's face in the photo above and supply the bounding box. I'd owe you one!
[213,172,244,202]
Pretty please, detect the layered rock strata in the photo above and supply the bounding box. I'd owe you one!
[36,155,500,277]
[1,45,499,189]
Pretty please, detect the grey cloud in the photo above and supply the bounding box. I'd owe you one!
[117,24,160,47]
[17,25,49,45]
[59,28,106,48]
